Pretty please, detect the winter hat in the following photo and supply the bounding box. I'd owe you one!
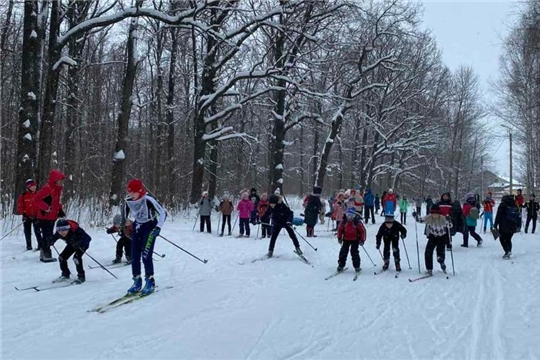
[202,191,209,197]
[430,204,441,214]
[251,187,257,193]
[313,186,322,195]
[55,219,70,232]
[269,195,279,204]
[261,192,268,199]
[25,179,36,188]
[346,208,357,219]
[388,188,394,193]
[127,178,146,196]
[113,214,122,225]
[384,215,394,223]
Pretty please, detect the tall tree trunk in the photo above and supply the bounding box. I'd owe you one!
[166,28,178,205]
[299,124,305,195]
[13,0,40,211]
[109,18,138,206]
[358,126,368,188]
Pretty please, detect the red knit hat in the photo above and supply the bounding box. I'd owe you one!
[127,178,146,196]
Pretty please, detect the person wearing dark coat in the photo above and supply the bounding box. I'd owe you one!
[50,219,91,284]
[524,194,539,234]
[376,215,407,271]
[262,195,302,258]
[374,194,381,214]
[364,189,376,224]
[303,186,322,237]
[494,194,520,258]
[248,188,261,225]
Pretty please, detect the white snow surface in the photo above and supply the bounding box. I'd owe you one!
[2,209,540,360]
[23,133,32,141]
[114,150,126,160]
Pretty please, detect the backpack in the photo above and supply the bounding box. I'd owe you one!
[505,205,521,232]
[469,207,480,220]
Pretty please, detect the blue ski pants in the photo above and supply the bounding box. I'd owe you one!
[131,220,158,277]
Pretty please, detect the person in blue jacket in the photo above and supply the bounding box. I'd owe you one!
[364,188,375,224]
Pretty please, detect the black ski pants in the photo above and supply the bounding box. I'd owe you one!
[338,240,360,269]
[23,218,41,249]
[364,206,375,224]
[525,215,537,234]
[268,225,300,252]
[116,235,132,260]
[239,218,250,236]
[221,214,231,234]
[463,225,482,246]
[383,237,400,262]
[499,232,514,254]
[59,245,85,279]
[200,215,211,233]
[425,235,446,271]
[261,224,270,237]
[400,212,407,225]
[37,219,55,258]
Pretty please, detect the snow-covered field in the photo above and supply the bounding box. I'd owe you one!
[2,210,540,360]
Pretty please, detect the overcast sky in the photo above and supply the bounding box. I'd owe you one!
[419,0,520,177]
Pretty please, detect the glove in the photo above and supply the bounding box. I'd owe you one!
[376,243,380,250]
[106,227,115,234]
[338,238,343,244]
[359,240,365,246]
[22,214,29,222]
[400,234,406,240]
[58,209,66,218]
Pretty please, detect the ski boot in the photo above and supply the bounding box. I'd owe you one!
[440,262,447,272]
[502,252,512,259]
[26,246,33,251]
[382,260,389,271]
[295,247,303,256]
[219,232,224,237]
[354,267,361,274]
[337,266,344,273]
[127,276,142,294]
[425,269,433,276]
[267,250,274,258]
[71,276,85,285]
[395,261,401,272]
[141,276,155,296]
[477,239,483,247]
[112,258,122,264]
[53,274,70,283]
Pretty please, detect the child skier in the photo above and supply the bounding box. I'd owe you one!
[106,214,133,264]
[199,191,214,233]
[423,204,452,275]
[124,179,167,295]
[237,192,254,237]
[375,215,407,271]
[218,195,234,237]
[17,179,41,250]
[337,208,367,274]
[49,219,91,284]
[257,193,270,238]
[262,194,303,258]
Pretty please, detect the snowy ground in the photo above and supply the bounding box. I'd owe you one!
[2,210,540,360]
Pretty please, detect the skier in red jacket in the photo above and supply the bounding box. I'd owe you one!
[33,169,66,262]
[17,179,41,250]
[337,208,367,275]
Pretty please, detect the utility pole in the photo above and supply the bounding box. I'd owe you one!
[481,156,484,196]
[509,131,513,194]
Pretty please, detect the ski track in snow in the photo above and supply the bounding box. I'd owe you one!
[2,212,540,360]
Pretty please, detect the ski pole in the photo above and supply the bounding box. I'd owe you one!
[378,248,384,260]
[83,248,118,279]
[401,238,412,269]
[414,219,421,274]
[448,225,455,276]
[361,244,376,266]
[109,231,164,259]
[159,235,208,264]
[0,222,23,241]
[192,207,201,231]
[216,213,221,237]
[232,213,239,234]
[256,223,260,239]
[291,225,317,251]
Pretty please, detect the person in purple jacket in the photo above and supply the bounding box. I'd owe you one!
[236,192,254,238]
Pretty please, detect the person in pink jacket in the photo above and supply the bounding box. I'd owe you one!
[236,192,254,238]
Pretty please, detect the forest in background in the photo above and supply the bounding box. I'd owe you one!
[4,0,526,219]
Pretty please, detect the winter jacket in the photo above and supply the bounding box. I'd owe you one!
[525,200,539,218]
[375,220,407,247]
[237,198,254,219]
[199,198,214,216]
[50,220,91,250]
[436,193,453,217]
[495,195,520,234]
[383,193,397,214]
[261,198,293,227]
[332,200,346,221]
[106,223,133,240]
[364,190,375,207]
[516,194,525,208]
[33,170,65,221]
[483,198,495,213]
[450,201,465,235]
[257,199,269,218]
[463,202,478,227]
[337,218,367,242]
[124,194,167,228]
[219,200,234,216]
[424,214,452,238]
[374,196,381,207]
[399,199,409,213]
[414,197,423,207]
[17,191,37,218]
[248,188,260,205]
[304,194,322,226]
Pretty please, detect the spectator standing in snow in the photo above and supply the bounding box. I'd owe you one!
[375,193,381,214]
[399,196,409,225]
[248,188,260,225]
[303,186,322,237]
[382,189,397,216]
[363,189,375,224]
[237,192,254,238]
[414,195,423,218]
[462,194,483,247]
[218,195,234,236]
[524,194,539,234]
[17,179,41,251]
[198,191,214,233]
[482,192,495,233]
[494,193,520,259]
[258,193,270,238]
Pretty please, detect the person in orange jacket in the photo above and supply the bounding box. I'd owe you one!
[33,169,66,262]
[17,179,41,250]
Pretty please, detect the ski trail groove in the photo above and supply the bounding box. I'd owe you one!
[245,319,276,360]
[468,265,486,360]
[490,267,505,359]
